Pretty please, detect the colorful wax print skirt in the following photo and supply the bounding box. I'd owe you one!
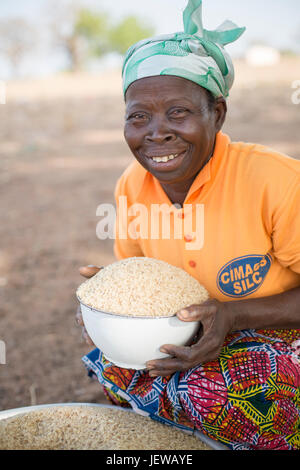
[82,329,300,450]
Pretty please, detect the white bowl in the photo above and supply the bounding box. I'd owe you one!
[78,299,199,370]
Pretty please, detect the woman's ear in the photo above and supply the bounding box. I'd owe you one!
[214,97,227,132]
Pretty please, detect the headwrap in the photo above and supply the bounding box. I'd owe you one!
[122,0,245,98]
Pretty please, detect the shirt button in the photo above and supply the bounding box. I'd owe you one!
[189,260,196,268]
[178,212,185,219]
[184,234,194,242]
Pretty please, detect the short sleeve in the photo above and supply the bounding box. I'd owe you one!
[272,176,300,273]
[113,175,145,261]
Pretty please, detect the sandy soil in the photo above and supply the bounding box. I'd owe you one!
[0,58,299,411]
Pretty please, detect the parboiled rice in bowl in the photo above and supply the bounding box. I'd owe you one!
[76,257,209,369]
[76,257,209,318]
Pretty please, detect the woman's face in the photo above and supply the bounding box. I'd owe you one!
[124,75,226,186]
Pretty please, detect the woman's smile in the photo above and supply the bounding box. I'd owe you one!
[141,148,190,172]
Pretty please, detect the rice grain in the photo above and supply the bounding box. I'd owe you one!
[0,406,211,450]
[76,257,209,317]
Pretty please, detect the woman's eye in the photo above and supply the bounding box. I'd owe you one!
[170,109,188,117]
[128,113,148,121]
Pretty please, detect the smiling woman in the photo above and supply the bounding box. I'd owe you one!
[124,76,226,206]
[78,0,300,451]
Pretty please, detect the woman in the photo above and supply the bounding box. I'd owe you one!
[77,0,300,450]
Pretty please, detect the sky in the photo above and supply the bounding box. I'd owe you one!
[0,0,299,78]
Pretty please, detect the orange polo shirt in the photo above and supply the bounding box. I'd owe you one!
[113,132,300,301]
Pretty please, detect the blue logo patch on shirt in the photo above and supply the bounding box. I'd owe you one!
[217,254,272,298]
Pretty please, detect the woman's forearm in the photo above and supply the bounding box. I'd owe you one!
[226,286,300,331]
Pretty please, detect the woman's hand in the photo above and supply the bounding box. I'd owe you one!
[76,265,103,347]
[146,286,300,377]
[78,265,102,278]
[145,299,235,377]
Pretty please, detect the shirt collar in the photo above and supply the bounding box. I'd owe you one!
[184,132,230,202]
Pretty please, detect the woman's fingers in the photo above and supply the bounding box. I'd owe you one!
[79,265,102,278]
[146,345,195,376]
[77,266,101,345]
[75,305,84,326]
[76,305,95,347]
[81,327,96,347]
[146,329,221,376]
[177,302,218,323]
[176,305,201,321]
[146,358,183,377]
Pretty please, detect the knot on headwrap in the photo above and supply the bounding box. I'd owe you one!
[122,0,245,98]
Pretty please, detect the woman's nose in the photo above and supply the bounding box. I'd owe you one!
[145,117,176,143]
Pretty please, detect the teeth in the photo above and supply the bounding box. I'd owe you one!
[152,154,178,163]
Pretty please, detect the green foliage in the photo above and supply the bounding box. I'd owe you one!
[75,8,111,57]
[49,4,155,71]
[72,9,154,59]
[109,16,155,55]
[279,49,298,58]
[75,8,109,39]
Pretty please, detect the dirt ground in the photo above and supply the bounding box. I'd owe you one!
[0,58,299,411]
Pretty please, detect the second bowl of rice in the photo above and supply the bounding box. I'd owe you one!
[76,257,209,369]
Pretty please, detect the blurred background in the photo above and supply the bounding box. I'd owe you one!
[0,0,299,411]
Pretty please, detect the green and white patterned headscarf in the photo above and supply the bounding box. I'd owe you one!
[122,0,245,98]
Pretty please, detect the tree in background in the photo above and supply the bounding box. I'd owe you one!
[0,2,155,76]
[48,2,110,72]
[0,18,36,77]
[71,8,111,68]
[48,1,154,72]
[109,16,154,56]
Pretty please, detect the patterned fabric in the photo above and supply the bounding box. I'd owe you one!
[122,0,246,98]
[82,328,300,450]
